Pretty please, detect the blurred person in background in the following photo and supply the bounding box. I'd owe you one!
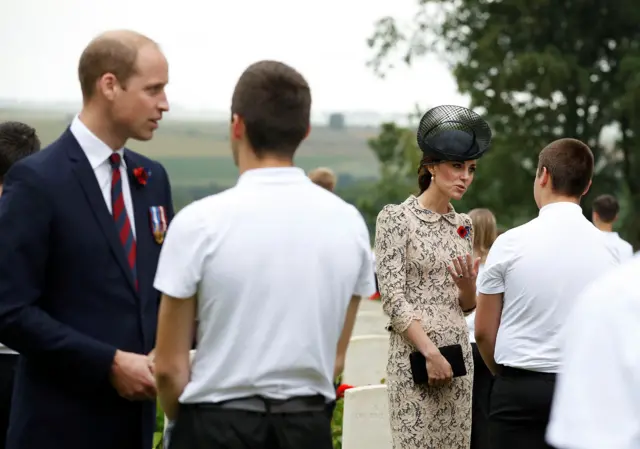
[546,253,640,449]
[467,208,497,449]
[591,193,634,260]
[0,121,41,449]
[308,166,337,192]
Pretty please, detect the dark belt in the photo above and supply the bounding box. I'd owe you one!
[189,394,328,414]
[498,365,556,380]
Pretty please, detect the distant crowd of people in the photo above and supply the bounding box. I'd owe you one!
[0,28,637,449]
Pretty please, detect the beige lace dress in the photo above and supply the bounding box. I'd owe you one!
[374,195,474,449]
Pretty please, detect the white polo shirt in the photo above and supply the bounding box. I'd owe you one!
[477,202,619,373]
[546,254,640,449]
[154,167,376,404]
[601,230,634,262]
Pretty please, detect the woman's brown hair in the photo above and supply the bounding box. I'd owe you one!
[417,156,439,193]
[468,208,497,263]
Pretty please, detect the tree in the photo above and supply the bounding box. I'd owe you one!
[367,0,640,247]
[356,122,421,237]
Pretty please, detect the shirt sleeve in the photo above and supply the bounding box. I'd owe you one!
[374,204,420,333]
[153,202,209,299]
[476,233,511,295]
[546,273,640,449]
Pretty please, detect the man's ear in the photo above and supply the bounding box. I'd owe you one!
[538,167,550,187]
[582,179,592,196]
[231,114,244,140]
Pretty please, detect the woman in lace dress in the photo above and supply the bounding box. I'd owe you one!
[375,105,493,449]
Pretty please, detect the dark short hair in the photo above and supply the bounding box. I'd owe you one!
[537,138,594,198]
[0,121,41,182]
[231,60,311,159]
[592,194,620,223]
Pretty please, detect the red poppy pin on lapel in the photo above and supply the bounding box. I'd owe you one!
[457,225,471,239]
[133,167,151,186]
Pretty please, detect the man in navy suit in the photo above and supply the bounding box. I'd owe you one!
[0,121,41,449]
[0,30,174,449]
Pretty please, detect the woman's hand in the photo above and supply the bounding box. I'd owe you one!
[425,349,453,386]
[447,254,481,296]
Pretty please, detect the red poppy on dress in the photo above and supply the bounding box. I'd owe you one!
[369,291,381,301]
[457,225,468,238]
[336,384,355,399]
[133,167,150,186]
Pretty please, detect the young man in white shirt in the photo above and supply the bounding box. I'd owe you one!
[0,121,41,449]
[546,253,640,449]
[474,138,620,449]
[591,193,634,261]
[153,60,376,449]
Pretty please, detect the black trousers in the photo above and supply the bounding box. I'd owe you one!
[0,355,17,449]
[169,399,333,449]
[489,366,557,449]
[470,344,493,449]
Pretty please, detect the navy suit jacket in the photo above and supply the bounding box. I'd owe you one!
[0,129,175,449]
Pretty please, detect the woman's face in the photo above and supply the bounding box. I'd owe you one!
[431,160,477,200]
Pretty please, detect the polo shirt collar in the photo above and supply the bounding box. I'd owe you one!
[539,201,582,216]
[236,167,309,185]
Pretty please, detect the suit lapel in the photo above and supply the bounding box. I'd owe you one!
[66,129,138,296]
[125,151,150,302]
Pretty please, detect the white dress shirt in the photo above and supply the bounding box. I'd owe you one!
[69,116,136,237]
[546,254,640,449]
[601,230,634,262]
[477,202,619,373]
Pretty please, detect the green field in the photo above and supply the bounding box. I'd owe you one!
[0,109,380,187]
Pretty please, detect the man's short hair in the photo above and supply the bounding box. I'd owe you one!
[0,121,41,183]
[231,60,311,159]
[78,30,157,99]
[308,167,337,191]
[592,194,620,223]
[537,138,594,198]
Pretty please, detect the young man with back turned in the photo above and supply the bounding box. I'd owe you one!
[474,138,620,449]
[0,121,41,449]
[153,60,375,449]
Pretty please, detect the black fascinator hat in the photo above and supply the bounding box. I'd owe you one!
[416,105,492,161]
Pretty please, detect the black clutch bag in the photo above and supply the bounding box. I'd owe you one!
[409,344,467,384]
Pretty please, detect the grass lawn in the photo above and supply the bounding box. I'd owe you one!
[0,108,381,188]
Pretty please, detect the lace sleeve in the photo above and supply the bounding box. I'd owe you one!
[374,204,420,333]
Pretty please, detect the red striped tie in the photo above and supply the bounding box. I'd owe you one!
[109,153,138,290]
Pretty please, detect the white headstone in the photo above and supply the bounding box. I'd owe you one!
[342,385,392,449]
[358,299,383,314]
[352,311,388,336]
[343,335,389,386]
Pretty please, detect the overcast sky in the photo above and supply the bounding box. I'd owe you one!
[0,0,467,117]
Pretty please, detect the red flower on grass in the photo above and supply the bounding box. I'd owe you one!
[336,384,355,399]
[133,167,150,186]
[457,225,470,238]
